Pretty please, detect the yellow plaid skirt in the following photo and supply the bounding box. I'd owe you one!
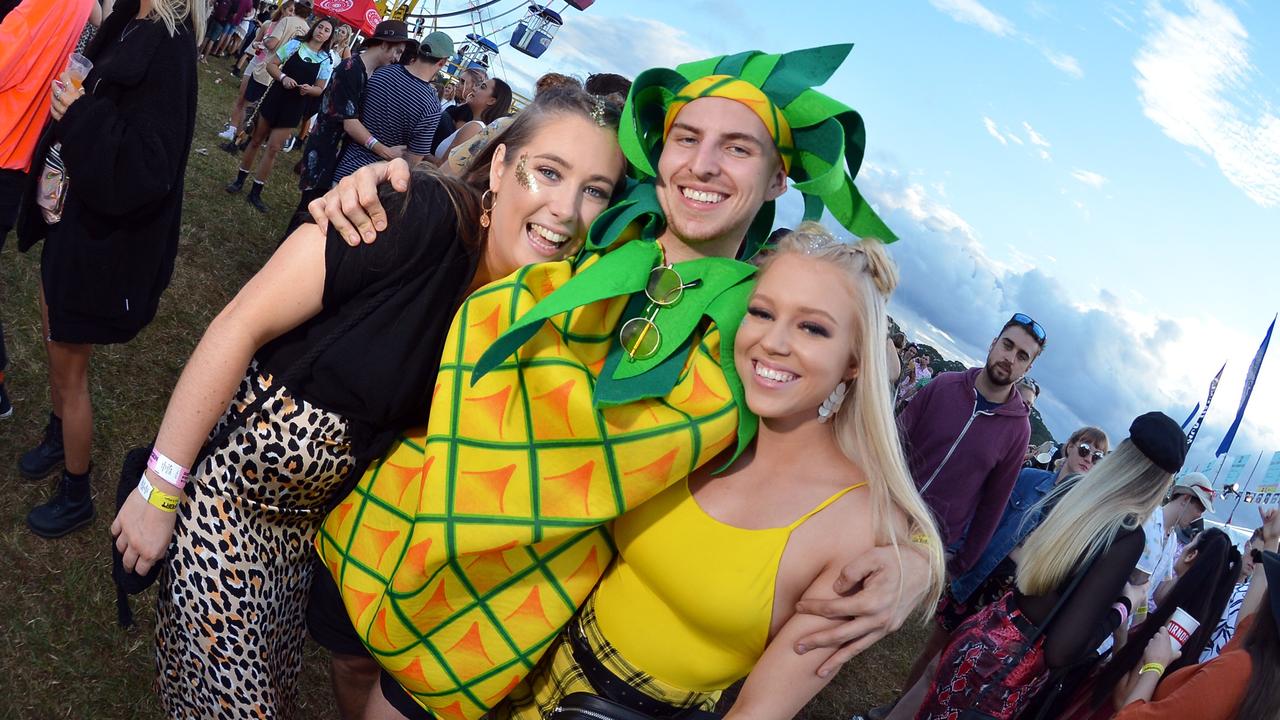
[492,595,720,720]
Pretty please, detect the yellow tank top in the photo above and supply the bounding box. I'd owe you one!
[593,477,866,691]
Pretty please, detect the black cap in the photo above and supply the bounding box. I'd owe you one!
[1128,411,1186,474]
[369,19,411,43]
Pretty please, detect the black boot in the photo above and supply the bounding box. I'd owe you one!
[246,180,269,213]
[19,412,63,479]
[27,469,94,538]
[225,167,250,193]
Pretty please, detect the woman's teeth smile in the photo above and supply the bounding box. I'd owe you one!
[528,223,570,253]
[754,361,797,384]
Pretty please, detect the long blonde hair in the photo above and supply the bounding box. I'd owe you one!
[1017,439,1171,595]
[757,222,946,615]
[151,0,210,45]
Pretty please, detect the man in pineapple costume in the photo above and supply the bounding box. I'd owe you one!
[317,44,920,718]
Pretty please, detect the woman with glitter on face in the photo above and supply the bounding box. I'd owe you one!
[109,88,628,719]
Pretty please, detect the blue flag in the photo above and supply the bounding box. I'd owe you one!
[1185,363,1225,451]
[1180,403,1200,430]
[1216,316,1275,457]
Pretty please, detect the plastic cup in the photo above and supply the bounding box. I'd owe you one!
[67,53,93,90]
[1166,607,1200,652]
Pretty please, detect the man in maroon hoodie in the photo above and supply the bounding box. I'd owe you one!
[900,313,1041,574]
[869,315,1041,719]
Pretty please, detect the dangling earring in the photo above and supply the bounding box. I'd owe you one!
[479,189,495,229]
[818,381,848,423]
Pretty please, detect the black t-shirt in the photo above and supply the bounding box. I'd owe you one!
[975,390,1001,413]
[429,103,472,155]
[256,175,480,462]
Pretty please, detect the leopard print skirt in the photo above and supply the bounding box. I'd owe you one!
[155,364,356,719]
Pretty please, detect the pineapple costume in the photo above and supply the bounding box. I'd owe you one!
[316,44,894,719]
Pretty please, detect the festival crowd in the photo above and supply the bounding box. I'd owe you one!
[1,1,1277,719]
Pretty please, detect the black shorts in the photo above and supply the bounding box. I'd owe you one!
[382,671,433,719]
[245,77,268,103]
[306,553,369,657]
[307,554,432,719]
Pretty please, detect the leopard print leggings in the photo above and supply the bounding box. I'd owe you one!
[155,365,355,719]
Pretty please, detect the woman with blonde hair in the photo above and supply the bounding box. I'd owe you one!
[914,412,1187,720]
[14,0,205,537]
[487,223,945,720]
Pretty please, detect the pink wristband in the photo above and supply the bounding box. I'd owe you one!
[148,448,190,489]
[1112,601,1130,629]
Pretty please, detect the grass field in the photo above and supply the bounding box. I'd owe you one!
[0,60,925,719]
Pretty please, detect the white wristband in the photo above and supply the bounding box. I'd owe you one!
[148,448,189,489]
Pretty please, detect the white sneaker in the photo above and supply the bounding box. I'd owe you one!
[282,135,297,153]
[217,126,237,141]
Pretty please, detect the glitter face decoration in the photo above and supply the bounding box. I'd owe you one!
[514,154,540,194]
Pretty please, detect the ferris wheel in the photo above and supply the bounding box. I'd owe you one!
[385,0,595,88]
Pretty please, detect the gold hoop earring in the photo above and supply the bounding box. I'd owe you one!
[480,189,495,229]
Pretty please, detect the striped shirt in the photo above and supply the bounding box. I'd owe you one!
[333,64,441,181]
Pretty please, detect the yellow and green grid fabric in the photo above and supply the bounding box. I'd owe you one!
[316,253,740,720]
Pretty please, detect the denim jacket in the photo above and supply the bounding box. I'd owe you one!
[950,467,1060,603]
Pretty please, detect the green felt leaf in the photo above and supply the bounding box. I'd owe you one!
[583,182,665,254]
[592,300,693,407]
[704,280,758,468]
[471,242,660,383]
[762,44,853,107]
[739,52,781,88]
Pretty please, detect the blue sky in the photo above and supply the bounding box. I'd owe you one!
[439,0,1278,521]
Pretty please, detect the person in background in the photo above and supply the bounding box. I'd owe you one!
[1017,375,1040,408]
[1201,528,1265,662]
[431,76,511,161]
[1071,527,1239,718]
[199,0,233,60]
[212,0,253,57]
[1133,471,1215,615]
[225,16,333,212]
[287,19,412,237]
[218,0,298,141]
[15,0,203,537]
[875,426,1108,720]
[444,70,577,174]
[428,66,484,155]
[912,412,1185,720]
[289,21,351,153]
[1111,509,1280,720]
[228,2,270,75]
[870,316,1037,718]
[583,70,631,103]
[329,31,452,182]
[0,0,96,420]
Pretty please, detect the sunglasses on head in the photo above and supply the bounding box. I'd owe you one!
[1077,442,1106,463]
[1009,313,1047,346]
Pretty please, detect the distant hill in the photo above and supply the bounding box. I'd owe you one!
[889,318,1056,447]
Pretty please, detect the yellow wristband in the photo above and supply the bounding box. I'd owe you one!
[138,473,180,513]
[1139,662,1165,677]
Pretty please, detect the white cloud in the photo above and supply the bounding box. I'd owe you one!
[1038,148,1052,161]
[983,116,1008,145]
[1023,121,1052,147]
[928,0,1015,36]
[1007,132,1024,145]
[1135,0,1280,207]
[1071,169,1109,188]
[1040,48,1083,78]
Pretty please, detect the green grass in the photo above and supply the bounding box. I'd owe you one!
[0,61,923,719]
